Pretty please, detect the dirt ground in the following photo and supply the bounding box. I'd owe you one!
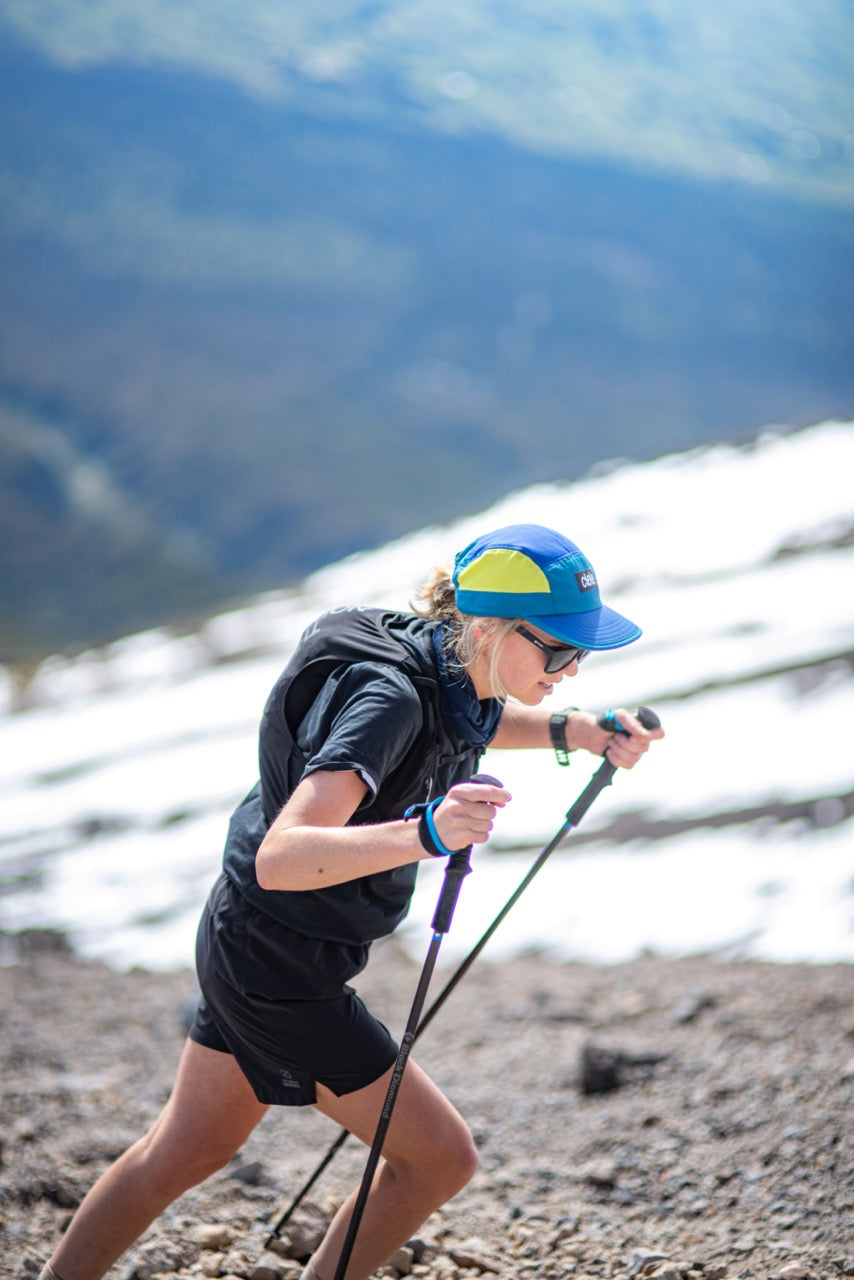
[1,929,852,1280]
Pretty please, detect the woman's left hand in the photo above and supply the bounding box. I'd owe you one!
[589,707,665,769]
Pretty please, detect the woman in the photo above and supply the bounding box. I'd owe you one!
[41,523,663,1280]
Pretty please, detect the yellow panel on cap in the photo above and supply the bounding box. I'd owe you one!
[457,548,550,593]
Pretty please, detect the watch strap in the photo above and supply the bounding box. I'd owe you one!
[549,711,572,766]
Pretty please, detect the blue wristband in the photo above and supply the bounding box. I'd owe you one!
[422,799,455,857]
[404,796,455,857]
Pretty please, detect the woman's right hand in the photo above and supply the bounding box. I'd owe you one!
[431,780,511,852]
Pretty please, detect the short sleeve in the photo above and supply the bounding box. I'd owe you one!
[295,662,424,804]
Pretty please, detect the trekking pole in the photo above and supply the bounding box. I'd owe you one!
[415,706,661,1036]
[265,708,660,1247]
[329,772,502,1280]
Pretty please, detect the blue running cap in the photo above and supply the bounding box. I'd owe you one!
[452,523,641,651]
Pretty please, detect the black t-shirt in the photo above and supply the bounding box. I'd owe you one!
[296,661,424,806]
[222,623,496,945]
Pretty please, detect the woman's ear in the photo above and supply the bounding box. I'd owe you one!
[469,617,502,651]
[467,617,511,701]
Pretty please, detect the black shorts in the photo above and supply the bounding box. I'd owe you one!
[188,874,398,1106]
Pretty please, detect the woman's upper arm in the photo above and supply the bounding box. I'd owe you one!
[271,768,369,834]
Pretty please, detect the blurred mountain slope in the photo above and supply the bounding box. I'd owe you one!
[5,0,853,205]
[1,2,852,661]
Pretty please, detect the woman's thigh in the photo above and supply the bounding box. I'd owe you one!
[147,1038,269,1174]
[314,1057,476,1182]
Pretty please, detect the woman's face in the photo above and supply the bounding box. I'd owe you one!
[472,621,583,703]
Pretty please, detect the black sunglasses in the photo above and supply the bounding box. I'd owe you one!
[516,625,589,673]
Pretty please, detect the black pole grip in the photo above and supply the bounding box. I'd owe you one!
[431,855,471,934]
[430,773,502,934]
[638,706,661,731]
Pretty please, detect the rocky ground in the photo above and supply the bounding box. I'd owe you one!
[1,929,852,1280]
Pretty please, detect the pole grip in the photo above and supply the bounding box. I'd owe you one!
[430,853,471,933]
[429,773,502,935]
[597,705,661,736]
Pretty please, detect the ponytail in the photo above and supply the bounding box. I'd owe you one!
[412,566,517,700]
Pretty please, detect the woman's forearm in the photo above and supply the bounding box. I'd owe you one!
[255,770,509,892]
[489,704,597,751]
[256,819,428,891]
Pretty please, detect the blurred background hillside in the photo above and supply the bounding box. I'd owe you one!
[1,0,852,663]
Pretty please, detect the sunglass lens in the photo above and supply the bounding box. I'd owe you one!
[544,647,585,673]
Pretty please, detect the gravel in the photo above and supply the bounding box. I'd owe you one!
[1,929,852,1280]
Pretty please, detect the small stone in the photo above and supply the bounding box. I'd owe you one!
[552,1221,580,1247]
[389,1244,415,1273]
[649,1266,683,1280]
[194,1224,238,1250]
[772,1265,815,1280]
[282,1203,330,1259]
[432,1258,461,1280]
[407,1237,434,1264]
[229,1159,266,1185]
[223,1244,260,1276]
[580,1045,623,1094]
[627,1250,671,1276]
[264,1234,294,1259]
[583,1160,619,1190]
[201,1253,226,1277]
[249,1251,291,1280]
[131,1239,200,1279]
[673,992,717,1024]
[448,1237,502,1272]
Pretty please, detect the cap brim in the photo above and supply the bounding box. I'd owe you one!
[524,605,642,651]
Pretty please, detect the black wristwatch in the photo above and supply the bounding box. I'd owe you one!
[549,710,577,766]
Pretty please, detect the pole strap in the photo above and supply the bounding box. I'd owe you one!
[404,797,456,857]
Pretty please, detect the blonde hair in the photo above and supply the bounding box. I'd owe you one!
[412,565,519,701]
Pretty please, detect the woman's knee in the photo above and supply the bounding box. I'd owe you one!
[394,1115,478,1202]
[440,1121,479,1195]
[133,1116,242,1195]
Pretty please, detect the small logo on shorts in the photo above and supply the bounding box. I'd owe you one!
[575,568,597,592]
[280,1068,301,1089]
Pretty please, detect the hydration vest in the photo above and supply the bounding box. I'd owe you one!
[257,607,472,826]
[222,607,485,943]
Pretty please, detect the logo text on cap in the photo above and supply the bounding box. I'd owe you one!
[575,569,597,592]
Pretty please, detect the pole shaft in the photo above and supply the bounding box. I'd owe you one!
[331,932,442,1280]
